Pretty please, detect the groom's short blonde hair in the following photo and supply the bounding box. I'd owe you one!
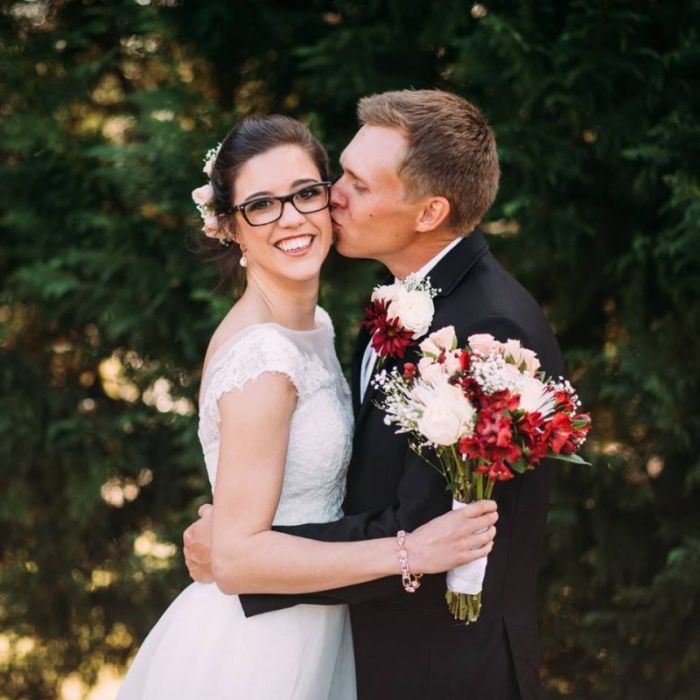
[357,89,500,234]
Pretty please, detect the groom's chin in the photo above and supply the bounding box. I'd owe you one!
[332,237,356,259]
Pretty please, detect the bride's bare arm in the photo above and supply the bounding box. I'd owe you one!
[207,372,496,595]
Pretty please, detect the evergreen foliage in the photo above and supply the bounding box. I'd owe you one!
[1,1,698,697]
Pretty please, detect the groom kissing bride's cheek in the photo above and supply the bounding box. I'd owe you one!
[188,91,563,700]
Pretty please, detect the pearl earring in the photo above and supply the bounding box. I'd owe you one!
[239,252,248,268]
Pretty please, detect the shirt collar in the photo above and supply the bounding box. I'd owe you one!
[395,236,463,283]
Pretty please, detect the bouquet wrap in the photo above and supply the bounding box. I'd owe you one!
[446,499,488,595]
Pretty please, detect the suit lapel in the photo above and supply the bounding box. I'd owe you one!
[428,228,489,300]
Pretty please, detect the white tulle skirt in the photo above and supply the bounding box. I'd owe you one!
[116,582,356,699]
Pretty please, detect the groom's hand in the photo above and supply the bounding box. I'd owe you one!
[407,500,498,575]
[183,504,214,583]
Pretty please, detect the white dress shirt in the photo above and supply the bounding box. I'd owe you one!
[359,237,463,401]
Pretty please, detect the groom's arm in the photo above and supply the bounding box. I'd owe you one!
[239,314,540,617]
[238,444,449,616]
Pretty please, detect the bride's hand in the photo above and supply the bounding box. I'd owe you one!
[405,500,498,574]
[183,504,215,583]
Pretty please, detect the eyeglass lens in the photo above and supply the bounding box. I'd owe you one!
[242,183,329,226]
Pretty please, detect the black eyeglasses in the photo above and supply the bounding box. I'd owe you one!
[229,181,332,227]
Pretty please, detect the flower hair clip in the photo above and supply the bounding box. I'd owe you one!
[192,142,227,241]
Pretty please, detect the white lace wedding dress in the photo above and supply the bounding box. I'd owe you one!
[117,308,357,699]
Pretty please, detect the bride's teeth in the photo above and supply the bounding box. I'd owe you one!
[277,236,313,252]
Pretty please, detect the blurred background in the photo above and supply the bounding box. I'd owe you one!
[1,1,699,698]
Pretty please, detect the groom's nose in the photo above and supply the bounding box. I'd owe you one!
[330,180,347,209]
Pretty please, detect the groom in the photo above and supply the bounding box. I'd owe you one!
[185,90,563,699]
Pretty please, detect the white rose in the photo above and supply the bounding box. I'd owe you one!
[420,325,457,357]
[371,283,401,305]
[388,288,434,338]
[192,184,214,207]
[417,382,475,446]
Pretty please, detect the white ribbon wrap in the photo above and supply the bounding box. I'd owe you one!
[446,499,489,595]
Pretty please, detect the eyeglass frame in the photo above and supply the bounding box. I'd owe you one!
[227,180,332,227]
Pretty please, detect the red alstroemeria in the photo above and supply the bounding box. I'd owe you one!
[545,412,574,454]
[553,389,575,412]
[475,460,515,482]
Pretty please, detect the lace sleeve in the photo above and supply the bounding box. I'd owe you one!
[200,326,307,423]
[315,305,335,337]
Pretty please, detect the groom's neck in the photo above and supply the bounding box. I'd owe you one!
[383,230,461,279]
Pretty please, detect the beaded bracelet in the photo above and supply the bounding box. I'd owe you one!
[396,530,422,593]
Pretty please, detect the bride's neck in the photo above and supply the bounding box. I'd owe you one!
[239,269,319,330]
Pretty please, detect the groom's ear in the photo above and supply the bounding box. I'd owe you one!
[415,196,451,233]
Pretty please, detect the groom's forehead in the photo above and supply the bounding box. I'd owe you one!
[341,126,405,174]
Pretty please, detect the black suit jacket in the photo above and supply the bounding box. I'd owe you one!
[240,230,564,700]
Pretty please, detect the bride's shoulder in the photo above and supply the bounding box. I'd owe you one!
[201,323,308,408]
[206,322,300,372]
[315,305,335,335]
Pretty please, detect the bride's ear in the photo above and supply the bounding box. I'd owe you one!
[415,196,451,233]
[222,217,240,243]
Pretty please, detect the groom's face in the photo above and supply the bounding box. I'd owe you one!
[331,125,422,264]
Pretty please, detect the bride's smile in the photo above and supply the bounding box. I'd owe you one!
[274,233,317,255]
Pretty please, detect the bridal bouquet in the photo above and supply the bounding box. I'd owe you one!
[374,326,591,622]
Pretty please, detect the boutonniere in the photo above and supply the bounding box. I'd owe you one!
[362,274,440,362]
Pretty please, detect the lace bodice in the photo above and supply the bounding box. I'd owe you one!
[197,307,354,526]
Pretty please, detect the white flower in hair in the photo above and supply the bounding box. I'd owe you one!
[202,143,221,177]
[193,142,224,239]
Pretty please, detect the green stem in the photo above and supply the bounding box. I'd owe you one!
[475,472,484,501]
[449,444,466,501]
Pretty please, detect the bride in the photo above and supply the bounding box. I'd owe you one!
[116,115,498,699]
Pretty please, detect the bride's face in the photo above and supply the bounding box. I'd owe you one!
[231,145,332,284]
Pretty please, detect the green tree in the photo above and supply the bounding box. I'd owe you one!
[1,1,698,698]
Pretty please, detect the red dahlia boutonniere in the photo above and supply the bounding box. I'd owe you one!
[362,275,439,361]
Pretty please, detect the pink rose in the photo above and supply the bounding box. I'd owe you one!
[418,357,446,385]
[420,325,457,357]
[503,338,541,375]
[202,214,220,238]
[519,347,541,375]
[192,184,214,207]
[442,351,462,375]
[468,333,500,357]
